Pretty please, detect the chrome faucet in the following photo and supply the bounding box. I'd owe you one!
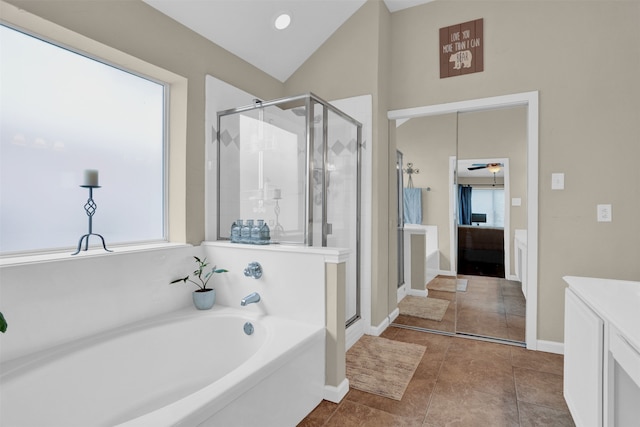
[243,262,262,279]
[241,292,261,306]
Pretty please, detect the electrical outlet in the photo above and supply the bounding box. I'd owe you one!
[552,173,564,190]
[597,204,612,222]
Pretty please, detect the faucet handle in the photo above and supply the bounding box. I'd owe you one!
[243,261,262,279]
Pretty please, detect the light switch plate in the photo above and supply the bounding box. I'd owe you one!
[552,173,564,190]
[512,198,522,206]
[597,204,612,222]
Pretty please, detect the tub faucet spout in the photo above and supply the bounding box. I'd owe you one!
[241,292,261,306]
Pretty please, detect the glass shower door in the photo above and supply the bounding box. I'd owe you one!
[218,104,307,243]
[218,94,361,327]
[324,107,360,326]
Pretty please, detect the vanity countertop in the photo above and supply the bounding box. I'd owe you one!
[404,224,427,233]
[564,276,640,351]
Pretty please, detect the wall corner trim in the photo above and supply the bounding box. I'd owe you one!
[324,379,349,403]
[536,340,564,355]
[368,316,390,336]
[323,250,351,264]
[388,307,400,323]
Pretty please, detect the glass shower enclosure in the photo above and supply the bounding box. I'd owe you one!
[216,93,362,326]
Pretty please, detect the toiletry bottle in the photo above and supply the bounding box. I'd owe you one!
[251,220,262,244]
[260,220,270,244]
[241,220,253,243]
[231,220,241,243]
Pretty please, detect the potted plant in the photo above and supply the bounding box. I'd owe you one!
[170,256,228,310]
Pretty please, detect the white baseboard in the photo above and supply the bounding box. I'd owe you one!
[389,307,399,324]
[506,274,519,281]
[536,340,564,355]
[324,378,349,403]
[400,282,428,299]
[407,288,428,297]
[437,270,456,277]
[346,318,365,351]
[368,307,399,337]
[368,317,388,336]
[397,283,406,302]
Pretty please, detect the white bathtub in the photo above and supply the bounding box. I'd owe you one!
[0,306,325,427]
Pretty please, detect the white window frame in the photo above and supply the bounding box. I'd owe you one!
[470,187,505,228]
[0,1,188,264]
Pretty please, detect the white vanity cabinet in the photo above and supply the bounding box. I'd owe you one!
[564,288,604,427]
[607,323,640,427]
[563,276,640,427]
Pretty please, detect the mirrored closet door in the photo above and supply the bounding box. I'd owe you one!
[455,106,527,343]
[393,113,458,336]
[391,100,532,346]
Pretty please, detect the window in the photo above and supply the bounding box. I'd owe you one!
[0,24,167,254]
[471,188,505,227]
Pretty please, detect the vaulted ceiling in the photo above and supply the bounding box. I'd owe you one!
[143,0,434,82]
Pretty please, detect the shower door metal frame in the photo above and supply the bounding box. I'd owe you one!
[216,92,363,327]
[397,150,405,289]
[304,95,314,246]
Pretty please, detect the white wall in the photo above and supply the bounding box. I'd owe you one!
[0,245,197,361]
[202,242,339,326]
[0,241,344,363]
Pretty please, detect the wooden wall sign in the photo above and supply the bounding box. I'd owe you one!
[440,18,484,78]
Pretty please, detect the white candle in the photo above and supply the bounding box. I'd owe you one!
[83,169,99,187]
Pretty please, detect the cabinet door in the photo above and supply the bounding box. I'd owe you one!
[608,325,640,426]
[564,288,604,427]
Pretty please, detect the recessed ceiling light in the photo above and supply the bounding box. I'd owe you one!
[274,13,291,30]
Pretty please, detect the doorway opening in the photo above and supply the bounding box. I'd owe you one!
[389,91,539,349]
[456,157,509,279]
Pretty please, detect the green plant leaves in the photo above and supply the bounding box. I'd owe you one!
[169,257,227,291]
[0,312,7,333]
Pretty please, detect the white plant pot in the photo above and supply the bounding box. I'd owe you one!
[192,289,216,310]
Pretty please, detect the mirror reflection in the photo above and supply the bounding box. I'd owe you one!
[456,107,527,343]
[394,113,457,334]
[393,105,528,344]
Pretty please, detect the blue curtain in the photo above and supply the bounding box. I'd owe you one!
[403,188,422,224]
[458,186,472,225]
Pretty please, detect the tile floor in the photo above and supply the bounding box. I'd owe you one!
[394,275,526,343]
[457,274,526,342]
[298,328,575,427]
[394,286,457,334]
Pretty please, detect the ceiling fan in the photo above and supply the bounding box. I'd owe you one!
[467,162,503,172]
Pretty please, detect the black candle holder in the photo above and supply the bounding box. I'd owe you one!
[71,185,112,255]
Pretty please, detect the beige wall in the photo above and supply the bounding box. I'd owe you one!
[6,0,639,343]
[396,114,457,271]
[391,0,640,342]
[285,0,395,326]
